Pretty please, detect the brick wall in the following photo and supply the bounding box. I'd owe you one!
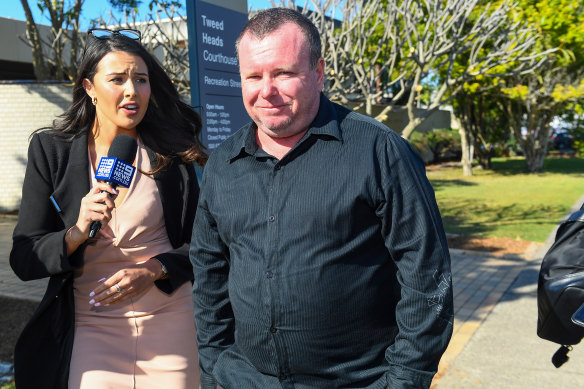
[0,82,72,212]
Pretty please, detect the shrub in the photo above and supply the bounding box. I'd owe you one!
[410,128,462,165]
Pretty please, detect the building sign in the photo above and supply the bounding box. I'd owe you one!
[186,0,249,151]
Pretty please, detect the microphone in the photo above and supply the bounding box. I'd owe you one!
[88,134,138,238]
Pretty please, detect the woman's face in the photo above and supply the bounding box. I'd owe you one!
[84,51,151,134]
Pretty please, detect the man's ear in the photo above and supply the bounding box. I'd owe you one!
[316,57,325,92]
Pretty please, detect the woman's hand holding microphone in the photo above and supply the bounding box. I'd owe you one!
[65,182,117,255]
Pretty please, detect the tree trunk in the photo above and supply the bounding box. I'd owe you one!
[459,126,474,176]
[500,97,551,174]
[525,146,546,172]
[525,129,550,173]
[68,0,84,80]
[523,109,553,173]
[365,97,373,117]
[476,149,492,170]
[401,119,421,140]
[21,0,50,80]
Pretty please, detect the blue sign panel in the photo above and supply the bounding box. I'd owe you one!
[187,1,249,151]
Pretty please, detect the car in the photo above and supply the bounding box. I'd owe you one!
[551,130,573,151]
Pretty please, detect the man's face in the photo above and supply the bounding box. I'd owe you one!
[238,23,324,140]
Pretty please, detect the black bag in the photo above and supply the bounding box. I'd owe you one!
[537,204,584,367]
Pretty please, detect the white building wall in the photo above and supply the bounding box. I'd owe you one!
[0,17,56,63]
[0,82,72,212]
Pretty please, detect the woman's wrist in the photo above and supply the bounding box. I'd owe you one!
[148,257,168,281]
[151,258,169,280]
[65,225,85,254]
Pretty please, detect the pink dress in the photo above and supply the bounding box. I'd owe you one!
[68,138,199,389]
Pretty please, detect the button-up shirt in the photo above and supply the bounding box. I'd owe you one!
[190,94,453,389]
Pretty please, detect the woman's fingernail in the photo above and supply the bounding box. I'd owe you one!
[98,277,106,282]
[112,188,118,195]
[89,291,95,297]
[94,302,101,307]
[89,299,95,305]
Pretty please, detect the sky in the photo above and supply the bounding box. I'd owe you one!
[0,0,274,28]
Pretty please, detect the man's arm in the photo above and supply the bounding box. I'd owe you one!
[379,137,454,389]
[189,182,234,388]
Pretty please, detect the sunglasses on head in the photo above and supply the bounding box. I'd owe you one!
[82,28,141,60]
[87,28,141,41]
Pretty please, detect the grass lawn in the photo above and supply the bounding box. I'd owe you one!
[427,157,584,242]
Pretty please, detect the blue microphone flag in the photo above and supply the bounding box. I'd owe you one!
[95,157,136,187]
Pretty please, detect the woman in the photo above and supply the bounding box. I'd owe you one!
[10,28,206,388]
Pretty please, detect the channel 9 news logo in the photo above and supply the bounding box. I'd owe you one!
[95,157,136,187]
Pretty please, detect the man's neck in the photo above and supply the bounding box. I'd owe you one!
[255,128,308,160]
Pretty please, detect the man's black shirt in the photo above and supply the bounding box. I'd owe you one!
[190,94,454,388]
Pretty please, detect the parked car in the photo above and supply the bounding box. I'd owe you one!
[551,130,573,151]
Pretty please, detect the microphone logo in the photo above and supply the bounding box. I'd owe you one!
[88,133,137,239]
[95,157,136,187]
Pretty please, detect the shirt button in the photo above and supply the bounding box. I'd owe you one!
[270,326,277,333]
[266,271,274,279]
[279,374,287,380]
[268,215,276,222]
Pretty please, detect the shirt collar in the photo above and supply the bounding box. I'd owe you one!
[227,122,261,162]
[228,93,343,162]
[308,93,343,142]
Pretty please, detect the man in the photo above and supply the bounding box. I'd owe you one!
[190,8,453,389]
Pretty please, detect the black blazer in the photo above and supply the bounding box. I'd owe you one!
[10,130,199,388]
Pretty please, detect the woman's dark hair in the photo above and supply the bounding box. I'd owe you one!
[44,34,207,171]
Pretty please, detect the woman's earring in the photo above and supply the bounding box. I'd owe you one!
[91,96,97,105]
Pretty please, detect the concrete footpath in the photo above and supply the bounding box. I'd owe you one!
[2,209,584,387]
[434,196,584,388]
[0,215,47,301]
[435,246,584,387]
